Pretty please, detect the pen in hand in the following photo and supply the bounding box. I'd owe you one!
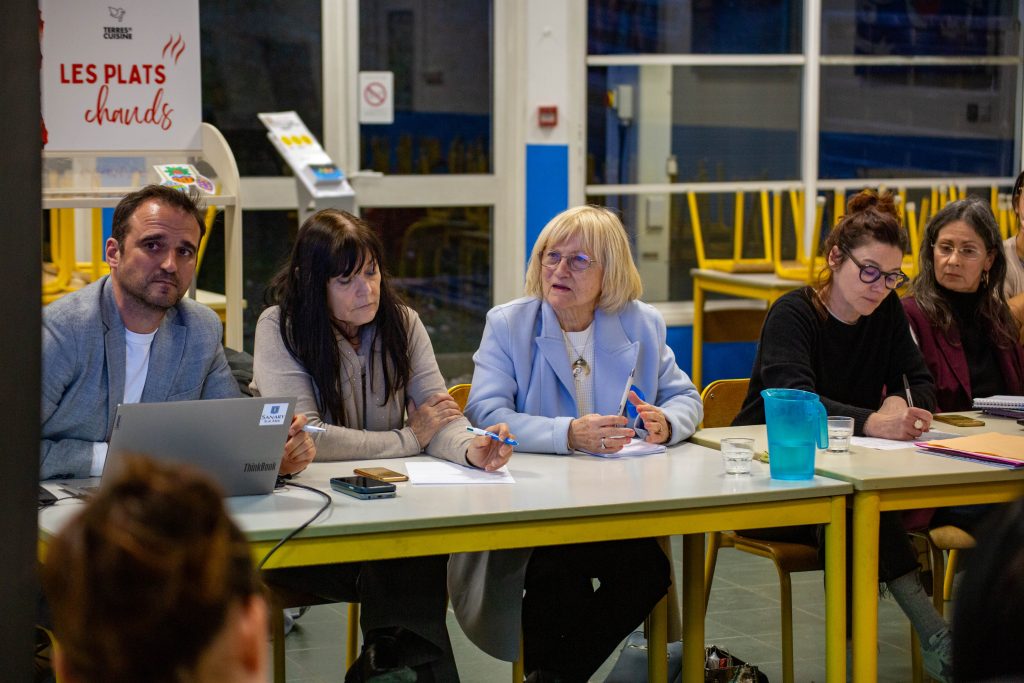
[466,426,518,446]
[617,368,636,417]
[302,424,327,434]
[902,374,915,409]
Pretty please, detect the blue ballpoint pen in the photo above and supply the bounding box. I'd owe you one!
[466,426,518,446]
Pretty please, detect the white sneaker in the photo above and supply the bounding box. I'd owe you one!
[922,629,953,683]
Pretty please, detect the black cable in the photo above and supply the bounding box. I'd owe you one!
[258,481,333,570]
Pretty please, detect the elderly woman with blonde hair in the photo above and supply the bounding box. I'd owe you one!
[449,205,702,683]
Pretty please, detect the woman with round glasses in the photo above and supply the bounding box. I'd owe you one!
[734,191,953,681]
[735,190,934,439]
[902,197,1024,412]
[448,205,702,682]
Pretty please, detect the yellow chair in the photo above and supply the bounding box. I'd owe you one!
[449,383,471,411]
[772,191,827,282]
[687,190,775,273]
[701,378,822,683]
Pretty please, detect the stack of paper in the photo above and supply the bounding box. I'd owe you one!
[916,433,1024,468]
[578,439,667,458]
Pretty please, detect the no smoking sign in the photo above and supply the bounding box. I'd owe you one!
[358,71,394,124]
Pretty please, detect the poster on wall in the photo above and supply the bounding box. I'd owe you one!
[39,0,202,151]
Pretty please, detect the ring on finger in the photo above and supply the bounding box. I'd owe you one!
[600,437,607,450]
[913,419,924,430]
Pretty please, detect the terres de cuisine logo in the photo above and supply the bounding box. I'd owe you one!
[104,7,131,39]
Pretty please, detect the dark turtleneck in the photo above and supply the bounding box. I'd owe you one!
[939,284,1006,399]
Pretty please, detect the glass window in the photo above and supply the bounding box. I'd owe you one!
[359,1,493,175]
[820,65,1016,179]
[200,1,322,176]
[589,0,802,55]
[198,209,298,353]
[588,66,802,185]
[822,0,1020,56]
[360,206,492,383]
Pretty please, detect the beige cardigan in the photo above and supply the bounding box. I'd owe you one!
[251,305,473,465]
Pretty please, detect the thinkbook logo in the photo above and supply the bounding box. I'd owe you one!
[244,462,276,473]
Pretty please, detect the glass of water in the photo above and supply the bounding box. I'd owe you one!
[721,437,755,475]
[826,416,854,453]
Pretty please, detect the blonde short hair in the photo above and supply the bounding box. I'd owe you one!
[524,205,643,312]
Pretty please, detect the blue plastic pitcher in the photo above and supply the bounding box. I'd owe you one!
[761,388,828,480]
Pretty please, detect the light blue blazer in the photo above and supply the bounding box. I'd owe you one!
[464,296,702,452]
[449,296,701,661]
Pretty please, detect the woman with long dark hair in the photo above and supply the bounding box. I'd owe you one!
[903,197,1024,412]
[252,208,512,682]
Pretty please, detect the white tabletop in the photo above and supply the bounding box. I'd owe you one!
[692,412,1024,491]
[40,443,851,545]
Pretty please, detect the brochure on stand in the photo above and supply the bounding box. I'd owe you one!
[257,111,353,199]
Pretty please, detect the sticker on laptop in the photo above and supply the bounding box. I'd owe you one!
[259,403,289,426]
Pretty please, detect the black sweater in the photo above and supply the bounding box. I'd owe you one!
[734,287,936,434]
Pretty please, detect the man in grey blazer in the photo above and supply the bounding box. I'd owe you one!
[41,185,315,480]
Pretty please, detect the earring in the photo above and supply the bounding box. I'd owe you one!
[982,270,990,288]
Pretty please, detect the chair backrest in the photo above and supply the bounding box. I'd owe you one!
[700,378,750,428]
[448,383,471,411]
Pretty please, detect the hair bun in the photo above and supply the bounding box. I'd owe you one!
[846,189,898,219]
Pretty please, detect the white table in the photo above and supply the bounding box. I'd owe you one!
[40,444,851,683]
[692,414,1024,682]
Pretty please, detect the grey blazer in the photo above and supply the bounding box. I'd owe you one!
[41,276,239,479]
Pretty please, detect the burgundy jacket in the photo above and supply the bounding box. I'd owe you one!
[902,296,1024,412]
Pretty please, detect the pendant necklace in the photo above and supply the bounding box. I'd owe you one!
[563,328,593,378]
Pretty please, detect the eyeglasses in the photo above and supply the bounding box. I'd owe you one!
[843,250,909,289]
[933,241,986,261]
[542,251,600,272]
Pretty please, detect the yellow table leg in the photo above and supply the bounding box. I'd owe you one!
[681,533,705,683]
[824,496,847,683]
[692,282,705,390]
[648,592,668,682]
[852,491,880,683]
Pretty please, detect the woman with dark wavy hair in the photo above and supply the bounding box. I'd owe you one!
[903,197,1024,412]
[252,208,512,681]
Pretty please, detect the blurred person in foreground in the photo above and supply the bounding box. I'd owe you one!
[41,454,267,683]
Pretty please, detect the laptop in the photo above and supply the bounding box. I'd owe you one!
[100,396,296,497]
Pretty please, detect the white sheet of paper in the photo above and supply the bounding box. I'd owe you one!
[406,461,515,485]
[851,430,958,451]
[582,438,667,458]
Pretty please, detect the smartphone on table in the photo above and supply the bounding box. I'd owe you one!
[330,476,397,500]
[353,466,408,482]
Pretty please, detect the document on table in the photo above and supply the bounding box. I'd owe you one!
[577,438,667,458]
[406,461,515,485]
[851,430,959,451]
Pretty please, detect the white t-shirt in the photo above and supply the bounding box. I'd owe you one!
[90,329,157,476]
[1003,235,1024,298]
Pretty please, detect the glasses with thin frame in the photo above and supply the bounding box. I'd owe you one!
[843,250,909,289]
[542,251,600,272]
[932,241,987,261]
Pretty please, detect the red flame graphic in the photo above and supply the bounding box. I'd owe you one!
[161,34,186,64]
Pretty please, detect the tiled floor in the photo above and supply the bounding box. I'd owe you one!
[275,537,923,682]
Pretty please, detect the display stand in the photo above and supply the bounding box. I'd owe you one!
[258,111,355,223]
[41,123,245,349]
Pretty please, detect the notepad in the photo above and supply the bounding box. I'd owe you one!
[915,432,1024,468]
[577,438,667,458]
[973,395,1024,410]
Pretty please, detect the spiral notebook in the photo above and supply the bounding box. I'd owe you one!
[973,395,1024,410]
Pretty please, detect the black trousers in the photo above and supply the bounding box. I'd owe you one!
[521,538,670,682]
[265,555,457,681]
